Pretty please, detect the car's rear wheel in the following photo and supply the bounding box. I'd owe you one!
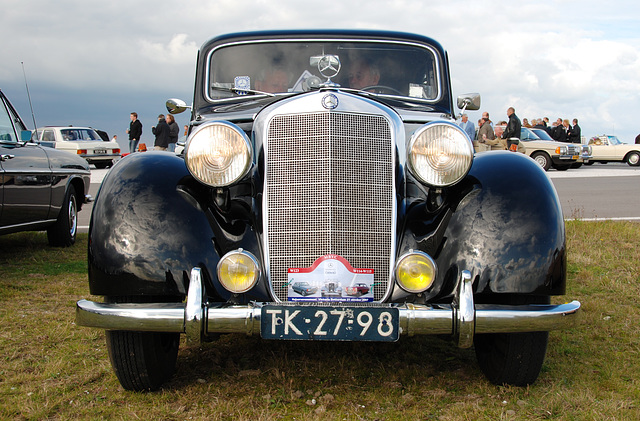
[530,152,551,171]
[105,296,180,391]
[625,151,640,166]
[474,296,550,386]
[47,184,77,247]
[94,160,112,169]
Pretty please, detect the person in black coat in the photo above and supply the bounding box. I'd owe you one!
[568,118,581,143]
[152,114,170,150]
[501,107,521,150]
[127,112,143,153]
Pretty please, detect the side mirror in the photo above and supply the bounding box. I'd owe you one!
[21,130,33,142]
[166,98,191,115]
[456,93,481,111]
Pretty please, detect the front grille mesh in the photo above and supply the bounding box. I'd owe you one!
[265,112,394,302]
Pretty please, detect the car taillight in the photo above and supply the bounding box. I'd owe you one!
[114,149,121,154]
[77,149,87,155]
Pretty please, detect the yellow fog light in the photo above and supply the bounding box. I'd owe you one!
[217,249,260,294]
[395,251,437,293]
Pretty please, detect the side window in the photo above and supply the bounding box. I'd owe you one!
[43,130,55,142]
[0,98,17,143]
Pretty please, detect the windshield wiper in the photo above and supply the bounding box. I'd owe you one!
[211,86,277,97]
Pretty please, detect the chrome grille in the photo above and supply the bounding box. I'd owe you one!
[566,145,579,155]
[265,112,394,302]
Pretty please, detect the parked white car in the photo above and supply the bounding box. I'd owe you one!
[35,126,121,168]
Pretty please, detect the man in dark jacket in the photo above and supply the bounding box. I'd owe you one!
[502,107,521,150]
[569,118,581,143]
[152,114,170,151]
[127,112,143,153]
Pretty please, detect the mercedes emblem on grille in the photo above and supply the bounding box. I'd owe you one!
[322,93,339,110]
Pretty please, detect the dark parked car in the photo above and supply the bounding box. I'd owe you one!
[76,30,580,391]
[0,89,91,246]
[346,283,370,296]
[291,281,317,296]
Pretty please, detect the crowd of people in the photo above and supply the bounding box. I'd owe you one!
[126,112,180,153]
[460,108,583,149]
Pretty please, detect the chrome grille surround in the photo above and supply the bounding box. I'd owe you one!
[257,91,401,302]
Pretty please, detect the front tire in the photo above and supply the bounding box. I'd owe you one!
[105,297,180,391]
[47,184,77,247]
[530,152,551,171]
[474,296,550,386]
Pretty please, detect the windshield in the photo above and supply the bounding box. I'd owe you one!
[207,40,439,101]
[532,128,554,141]
[60,128,101,141]
[607,135,622,145]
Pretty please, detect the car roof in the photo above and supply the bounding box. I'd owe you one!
[201,29,445,53]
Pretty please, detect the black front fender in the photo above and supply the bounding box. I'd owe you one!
[399,151,566,300]
[439,151,566,296]
[88,152,219,297]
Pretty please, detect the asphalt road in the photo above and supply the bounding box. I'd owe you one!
[78,162,640,233]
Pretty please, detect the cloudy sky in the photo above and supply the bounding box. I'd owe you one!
[2,0,640,152]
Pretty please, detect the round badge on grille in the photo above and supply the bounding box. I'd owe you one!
[322,93,339,110]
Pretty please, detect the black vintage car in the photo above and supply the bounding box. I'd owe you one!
[0,89,91,246]
[76,30,580,390]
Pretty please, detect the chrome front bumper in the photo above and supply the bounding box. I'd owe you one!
[76,268,581,349]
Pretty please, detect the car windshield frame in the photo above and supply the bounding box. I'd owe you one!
[205,37,442,104]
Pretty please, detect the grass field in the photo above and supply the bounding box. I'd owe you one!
[0,221,638,420]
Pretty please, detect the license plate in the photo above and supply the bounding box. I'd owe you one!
[261,305,399,342]
[571,155,578,160]
[94,149,107,154]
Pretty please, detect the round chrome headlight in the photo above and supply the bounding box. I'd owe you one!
[185,121,252,187]
[408,121,474,187]
[217,249,260,294]
[395,251,437,293]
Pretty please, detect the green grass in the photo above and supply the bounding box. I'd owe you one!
[0,222,639,420]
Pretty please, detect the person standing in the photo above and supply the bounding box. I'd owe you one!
[569,118,581,143]
[502,107,521,150]
[459,114,476,140]
[166,114,179,152]
[477,117,496,142]
[126,112,143,153]
[152,114,170,151]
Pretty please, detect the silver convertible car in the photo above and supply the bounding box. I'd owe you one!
[76,30,580,391]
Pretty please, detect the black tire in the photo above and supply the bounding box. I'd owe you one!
[530,152,551,171]
[94,160,112,169]
[47,184,78,247]
[626,151,640,166]
[474,296,550,386]
[105,297,180,391]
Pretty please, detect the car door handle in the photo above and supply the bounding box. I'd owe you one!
[1,154,15,161]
